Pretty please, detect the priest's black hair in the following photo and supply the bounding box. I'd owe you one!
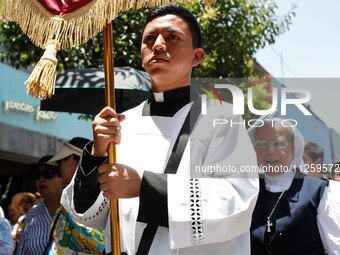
[145,3,202,49]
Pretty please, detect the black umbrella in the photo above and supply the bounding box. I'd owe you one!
[41,66,151,115]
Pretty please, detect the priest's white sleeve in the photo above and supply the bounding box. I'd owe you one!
[61,172,109,230]
[167,102,259,249]
[317,184,340,255]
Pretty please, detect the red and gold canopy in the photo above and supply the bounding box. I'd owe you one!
[1,0,214,49]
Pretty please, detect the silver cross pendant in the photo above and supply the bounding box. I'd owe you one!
[266,217,273,232]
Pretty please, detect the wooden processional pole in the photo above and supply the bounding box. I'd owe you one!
[103,22,121,255]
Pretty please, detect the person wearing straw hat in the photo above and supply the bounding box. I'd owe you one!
[11,192,36,217]
[62,4,259,255]
[45,137,105,255]
[48,137,91,188]
[11,191,36,247]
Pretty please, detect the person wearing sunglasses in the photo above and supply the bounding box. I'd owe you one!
[16,155,63,255]
[45,137,105,255]
[249,118,340,255]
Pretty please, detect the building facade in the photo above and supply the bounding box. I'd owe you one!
[0,63,92,208]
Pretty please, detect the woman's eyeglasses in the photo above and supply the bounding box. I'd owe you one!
[30,167,60,181]
[255,139,291,151]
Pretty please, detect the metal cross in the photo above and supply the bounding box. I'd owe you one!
[266,217,273,232]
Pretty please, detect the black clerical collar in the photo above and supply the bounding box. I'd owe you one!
[143,86,199,117]
[149,86,198,103]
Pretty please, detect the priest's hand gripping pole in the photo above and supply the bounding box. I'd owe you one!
[103,23,121,255]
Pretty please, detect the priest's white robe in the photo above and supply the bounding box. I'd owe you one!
[61,99,259,254]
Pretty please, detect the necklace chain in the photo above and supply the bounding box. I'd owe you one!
[267,190,285,219]
[266,190,286,233]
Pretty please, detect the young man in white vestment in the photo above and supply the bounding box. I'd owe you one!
[61,4,259,255]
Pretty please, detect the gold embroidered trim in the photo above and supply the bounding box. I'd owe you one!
[0,0,215,50]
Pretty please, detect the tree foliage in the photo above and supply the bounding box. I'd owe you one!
[183,0,295,78]
[0,0,294,78]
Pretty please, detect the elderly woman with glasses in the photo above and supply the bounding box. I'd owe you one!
[249,118,340,255]
[16,155,63,255]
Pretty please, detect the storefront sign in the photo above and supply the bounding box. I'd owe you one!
[36,108,58,120]
[3,100,58,121]
[3,100,34,113]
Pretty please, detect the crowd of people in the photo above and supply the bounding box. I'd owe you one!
[1,138,105,255]
[1,3,339,255]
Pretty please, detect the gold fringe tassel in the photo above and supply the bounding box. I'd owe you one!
[2,0,215,50]
[25,40,60,100]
